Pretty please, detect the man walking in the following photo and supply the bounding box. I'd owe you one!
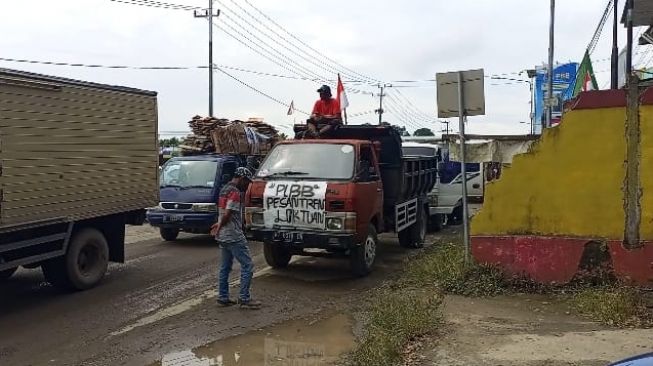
[210,166,261,309]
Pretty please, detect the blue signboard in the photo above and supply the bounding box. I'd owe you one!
[533,62,578,134]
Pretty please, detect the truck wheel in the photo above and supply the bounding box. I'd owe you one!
[428,213,444,232]
[42,228,109,291]
[160,228,180,241]
[399,208,426,249]
[0,267,17,281]
[263,241,292,268]
[449,205,463,225]
[350,225,377,277]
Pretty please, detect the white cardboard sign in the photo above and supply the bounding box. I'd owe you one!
[263,181,328,229]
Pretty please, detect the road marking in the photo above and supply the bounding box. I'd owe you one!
[108,260,294,338]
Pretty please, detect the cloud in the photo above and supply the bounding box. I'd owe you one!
[0,0,628,137]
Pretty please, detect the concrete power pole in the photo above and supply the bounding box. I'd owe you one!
[194,1,220,117]
[376,83,392,125]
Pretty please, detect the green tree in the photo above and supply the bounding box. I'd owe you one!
[413,128,435,136]
[278,133,288,140]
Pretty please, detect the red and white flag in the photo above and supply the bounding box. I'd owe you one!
[337,74,349,111]
[287,100,294,115]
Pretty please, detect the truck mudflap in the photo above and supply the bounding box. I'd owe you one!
[250,228,355,250]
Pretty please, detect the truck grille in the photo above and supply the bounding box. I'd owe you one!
[161,202,193,210]
[330,201,345,210]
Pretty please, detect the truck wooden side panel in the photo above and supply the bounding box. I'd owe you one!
[0,69,159,227]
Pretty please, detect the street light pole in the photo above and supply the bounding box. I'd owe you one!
[545,0,556,129]
[611,0,619,89]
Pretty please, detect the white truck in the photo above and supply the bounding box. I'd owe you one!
[402,142,484,229]
[0,68,159,290]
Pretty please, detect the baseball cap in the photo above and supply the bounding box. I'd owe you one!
[317,85,331,94]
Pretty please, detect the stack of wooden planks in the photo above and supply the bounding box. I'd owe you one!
[181,116,279,156]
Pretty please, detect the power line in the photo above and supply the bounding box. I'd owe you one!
[213,21,375,96]
[391,88,438,122]
[217,0,368,85]
[214,66,309,115]
[241,0,380,85]
[108,0,199,11]
[587,0,614,54]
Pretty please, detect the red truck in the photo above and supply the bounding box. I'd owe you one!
[245,125,437,276]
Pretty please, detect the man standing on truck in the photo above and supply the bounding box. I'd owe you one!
[305,85,342,138]
[210,167,261,310]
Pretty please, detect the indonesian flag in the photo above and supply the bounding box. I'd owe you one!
[287,100,294,115]
[337,74,349,111]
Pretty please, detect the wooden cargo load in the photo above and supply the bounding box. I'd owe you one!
[0,69,159,227]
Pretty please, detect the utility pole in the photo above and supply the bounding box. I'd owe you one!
[375,83,392,124]
[611,0,619,89]
[545,0,556,129]
[194,1,220,117]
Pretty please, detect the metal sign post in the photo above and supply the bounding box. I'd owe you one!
[456,72,471,264]
[436,69,485,264]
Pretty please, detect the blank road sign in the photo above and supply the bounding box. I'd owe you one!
[436,69,486,118]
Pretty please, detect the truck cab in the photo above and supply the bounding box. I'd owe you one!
[246,126,436,276]
[147,154,244,241]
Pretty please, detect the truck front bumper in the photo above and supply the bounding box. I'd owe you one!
[146,211,216,232]
[248,228,355,250]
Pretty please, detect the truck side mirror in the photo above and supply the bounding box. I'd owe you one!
[357,161,371,181]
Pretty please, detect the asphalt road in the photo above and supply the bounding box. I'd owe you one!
[0,226,438,366]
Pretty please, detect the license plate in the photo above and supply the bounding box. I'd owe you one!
[274,232,303,242]
[163,214,184,223]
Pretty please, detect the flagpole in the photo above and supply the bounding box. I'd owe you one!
[344,108,348,125]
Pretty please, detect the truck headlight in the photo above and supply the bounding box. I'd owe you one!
[326,217,343,230]
[428,194,438,206]
[192,203,217,212]
[245,207,264,227]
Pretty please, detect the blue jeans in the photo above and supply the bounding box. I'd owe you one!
[218,240,254,302]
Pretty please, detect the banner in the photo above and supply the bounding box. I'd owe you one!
[533,62,578,133]
[263,181,327,229]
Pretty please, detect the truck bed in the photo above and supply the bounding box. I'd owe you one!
[0,69,159,227]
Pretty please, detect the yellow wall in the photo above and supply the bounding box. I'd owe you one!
[641,106,653,239]
[472,105,653,240]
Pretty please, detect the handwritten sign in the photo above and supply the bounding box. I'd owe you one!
[263,181,327,229]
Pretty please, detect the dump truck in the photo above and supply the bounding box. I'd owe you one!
[0,68,159,290]
[245,125,437,276]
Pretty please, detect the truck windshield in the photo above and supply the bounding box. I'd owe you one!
[258,143,355,180]
[160,160,218,189]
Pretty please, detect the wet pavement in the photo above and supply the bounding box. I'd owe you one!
[152,314,354,366]
[0,226,441,366]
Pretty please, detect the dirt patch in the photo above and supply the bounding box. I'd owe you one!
[418,295,653,366]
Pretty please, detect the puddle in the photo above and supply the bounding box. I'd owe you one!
[152,314,355,366]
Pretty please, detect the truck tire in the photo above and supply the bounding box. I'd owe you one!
[42,228,109,291]
[0,267,17,281]
[449,205,463,225]
[263,241,292,268]
[160,228,180,241]
[350,225,377,277]
[428,213,444,232]
[399,207,426,249]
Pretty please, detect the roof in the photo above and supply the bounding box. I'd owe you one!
[622,0,653,27]
[0,68,157,96]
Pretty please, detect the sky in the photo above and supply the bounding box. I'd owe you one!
[0,0,646,137]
